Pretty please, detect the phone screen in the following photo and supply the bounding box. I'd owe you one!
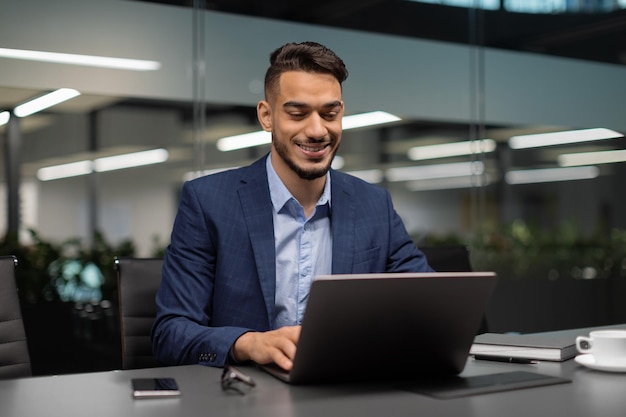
[131,378,181,398]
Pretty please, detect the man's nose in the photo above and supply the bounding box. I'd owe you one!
[304,114,327,140]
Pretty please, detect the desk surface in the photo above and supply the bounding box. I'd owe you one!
[2,326,626,417]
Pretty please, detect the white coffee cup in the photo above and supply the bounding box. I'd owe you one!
[576,330,626,365]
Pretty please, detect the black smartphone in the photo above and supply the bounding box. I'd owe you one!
[131,378,181,399]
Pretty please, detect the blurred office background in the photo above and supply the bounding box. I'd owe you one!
[1,0,625,374]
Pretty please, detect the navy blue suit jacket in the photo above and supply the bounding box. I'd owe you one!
[152,156,432,367]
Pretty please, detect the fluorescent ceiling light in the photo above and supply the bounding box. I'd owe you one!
[505,166,599,185]
[37,148,169,181]
[94,148,169,172]
[0,47,161,71]
[217,131,271,152]
[37,161,94,181]
[217,111,401,152]
[509,128,623,149]
[341,111,400,130]
[558,149,626,167]
[406,174,492,191]
[386,161,484,182]
[344,169,384,184]
[0,111,9,126]
[14,88,81,117]
[408,139,496,161]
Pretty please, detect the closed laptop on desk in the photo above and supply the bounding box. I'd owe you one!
[262,272,497,384]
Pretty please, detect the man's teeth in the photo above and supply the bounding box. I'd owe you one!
[300,144,326,152]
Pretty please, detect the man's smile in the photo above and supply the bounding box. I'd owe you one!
[295,141,332,157]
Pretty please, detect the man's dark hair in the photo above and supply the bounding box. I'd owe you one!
[264,41,349,99]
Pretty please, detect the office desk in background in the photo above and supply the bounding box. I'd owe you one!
[2,328,626,417]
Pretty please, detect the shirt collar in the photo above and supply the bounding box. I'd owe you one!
[266,153,332,213]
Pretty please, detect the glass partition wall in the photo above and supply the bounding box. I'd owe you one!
[1,0,625,374]
[462,3,626,334]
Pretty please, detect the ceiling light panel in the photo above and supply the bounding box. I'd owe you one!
[0,47,161,71]
[509,128,623,149]
[94,149,169,172]
[505,166,599,184]
[14,88,80,117]
[36,149,169,181]
[0,111,10,126]
[37,161,94,181]
[386,161,484,182]
[558,149,626,167]
[408,139,496,160]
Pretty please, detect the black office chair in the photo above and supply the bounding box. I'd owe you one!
[420,245,489,334]
[420,245,473,272]
[115,257,164,369]
[0,255,32,379]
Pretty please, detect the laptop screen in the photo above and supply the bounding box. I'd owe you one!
[264,272,497,384]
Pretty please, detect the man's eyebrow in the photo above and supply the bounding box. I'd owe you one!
[282,100,342,109]
[283,101,308,109]
[323,100,343,109]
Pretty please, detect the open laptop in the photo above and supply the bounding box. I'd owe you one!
[261,272,497,384]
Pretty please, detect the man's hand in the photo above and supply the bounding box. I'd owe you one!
[232,326,301,371]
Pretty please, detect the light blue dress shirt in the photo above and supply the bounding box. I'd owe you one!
[266,155,332,328]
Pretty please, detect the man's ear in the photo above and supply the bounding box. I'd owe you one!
[257,100,272,132]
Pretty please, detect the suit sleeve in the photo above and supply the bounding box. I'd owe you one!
[385,191,434,273]
[151,180,251,367]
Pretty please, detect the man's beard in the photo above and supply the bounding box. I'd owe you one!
[273,138,338,181]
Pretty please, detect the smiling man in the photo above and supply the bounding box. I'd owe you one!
[259,68,344,215]
[152,41,433,372]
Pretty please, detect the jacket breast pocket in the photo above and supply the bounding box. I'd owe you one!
[352,246,381,273]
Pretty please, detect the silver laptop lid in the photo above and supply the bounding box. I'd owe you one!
[269,272,497,384]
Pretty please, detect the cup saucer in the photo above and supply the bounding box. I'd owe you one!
[575,354,626,373]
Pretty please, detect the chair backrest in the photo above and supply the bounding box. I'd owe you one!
[0,255,32,379]
[420,245,489,334]
[115,257,163,369]
[420,245,473,272]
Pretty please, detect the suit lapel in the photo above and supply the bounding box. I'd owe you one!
[237,158,277,324]
[235,163,357,321]
[330,171,356,274]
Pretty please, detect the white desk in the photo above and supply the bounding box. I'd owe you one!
[2,327,626,417]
